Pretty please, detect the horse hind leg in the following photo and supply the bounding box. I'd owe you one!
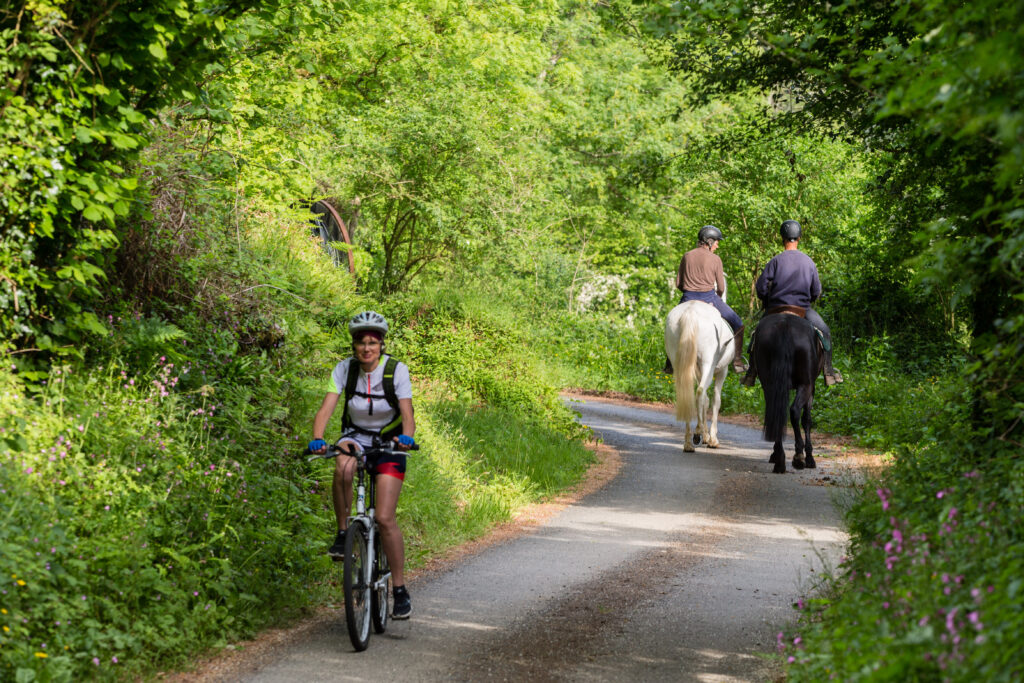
[803,392,815,469]
[790,386,809,470]
[771,441,787,474]
[706,369,726,448]
[684,423,696,453]
[696,385,711,446]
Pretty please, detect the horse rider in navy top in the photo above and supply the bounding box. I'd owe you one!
[743,220,844,386]
[675,225,748,374]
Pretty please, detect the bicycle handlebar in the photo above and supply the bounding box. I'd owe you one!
[305,441,420,461]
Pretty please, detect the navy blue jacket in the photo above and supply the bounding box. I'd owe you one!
[756,250,821,309]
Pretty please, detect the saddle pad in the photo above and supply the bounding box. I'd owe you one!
[815,327,830,352]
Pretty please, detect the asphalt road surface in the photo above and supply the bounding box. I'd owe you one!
[235,397,847,682]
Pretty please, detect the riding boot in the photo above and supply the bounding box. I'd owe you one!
[731,328,748,374]
[741,335,758,386]
[824,348,844,385]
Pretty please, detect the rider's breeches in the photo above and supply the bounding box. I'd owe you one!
[682,290,744,332]
[805,307,831,345]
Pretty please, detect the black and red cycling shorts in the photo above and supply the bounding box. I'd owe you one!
[368,452,406,481]
[337,435,407,481]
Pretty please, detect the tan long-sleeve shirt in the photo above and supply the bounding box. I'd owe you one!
[676,246,725,295]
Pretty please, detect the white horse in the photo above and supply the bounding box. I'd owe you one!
[664,298,736,452]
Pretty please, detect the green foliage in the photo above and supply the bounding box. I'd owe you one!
[221,0,559,294]
[780,429,1024,682]
[643,0,1023,434]
[0,196,593,680]
[402,399,593,566]
[7,0,1020,678]
[1,0,277,356]
[0,359,318,679]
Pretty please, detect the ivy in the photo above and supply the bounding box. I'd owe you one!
[1,0,277,358]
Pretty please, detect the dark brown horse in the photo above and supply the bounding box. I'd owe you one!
[753,313,823,473]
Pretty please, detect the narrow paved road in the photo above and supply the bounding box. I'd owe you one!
[236,398,846,682]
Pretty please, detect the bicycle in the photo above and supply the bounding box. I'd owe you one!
[307,438,419,651]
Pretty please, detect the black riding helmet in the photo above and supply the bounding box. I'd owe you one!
[698,225,724,245]
[780,220,802,241]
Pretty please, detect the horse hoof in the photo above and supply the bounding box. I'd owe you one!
[684,444,696,453]
[707,440,719,449]
[773,464,786,474]
[792,459,805,470]
[806,457,816,469]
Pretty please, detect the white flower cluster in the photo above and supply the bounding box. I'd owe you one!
[574,273,629,313]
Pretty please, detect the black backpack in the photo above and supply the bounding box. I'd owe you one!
[340,355,403,440]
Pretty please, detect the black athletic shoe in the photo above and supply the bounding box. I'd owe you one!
[392,585,412,620]
[328,530,346,559]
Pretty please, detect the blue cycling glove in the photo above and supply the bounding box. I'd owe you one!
[397,434,416,447]
[308,438,327,452]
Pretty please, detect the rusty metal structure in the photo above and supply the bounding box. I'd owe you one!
[311,199,356,274]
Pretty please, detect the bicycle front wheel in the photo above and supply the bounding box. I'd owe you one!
[371,528,390,634]
[343,520,371,651]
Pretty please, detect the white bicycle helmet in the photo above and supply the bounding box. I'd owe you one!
[349,310,389,337]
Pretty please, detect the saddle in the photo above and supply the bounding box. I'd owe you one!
[764,305,806,318]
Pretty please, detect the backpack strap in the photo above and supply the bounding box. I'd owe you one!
[340,356,361,432]
[380,356,399,410]
[377,356,403,439]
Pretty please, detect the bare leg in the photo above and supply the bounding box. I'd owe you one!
[375,474,406,587]
[332,454,357,531]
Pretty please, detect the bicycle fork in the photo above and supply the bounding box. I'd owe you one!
[354,478,391,592]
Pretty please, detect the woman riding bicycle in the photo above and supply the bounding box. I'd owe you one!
[308,311,416,619]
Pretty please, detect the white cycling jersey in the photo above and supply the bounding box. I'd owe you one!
[328,355,412,448]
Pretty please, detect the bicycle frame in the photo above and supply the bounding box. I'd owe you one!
[350,454,391,595]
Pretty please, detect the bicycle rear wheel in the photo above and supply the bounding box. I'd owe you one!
[371,528,390,634]
[343,520,371,651]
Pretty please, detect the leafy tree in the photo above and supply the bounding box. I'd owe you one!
[220,0,558,294]
[1,0,275,357]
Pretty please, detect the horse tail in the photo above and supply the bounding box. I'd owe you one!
[674,311,698,423]
[762,337,792,443]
